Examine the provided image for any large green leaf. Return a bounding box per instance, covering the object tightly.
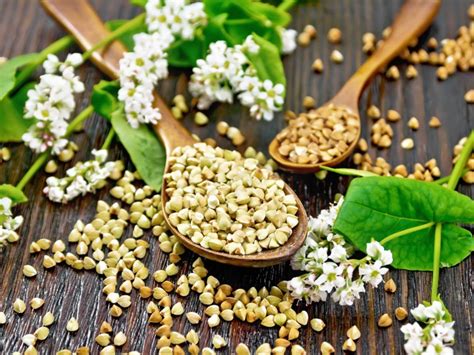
[333,177,474,270]
[91,80,121,121]
[0,184,28,204]
[0,53,40,101]
[245,34,286,85]
[111,108,166,192]
[0,83,36,143]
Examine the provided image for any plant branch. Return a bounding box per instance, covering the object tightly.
[430,130,473,301]
[82,13,145,61]
[433,168,469,185]
[15,105,94,191]
[101,129,115,150]
[431,223,442,301]
[380,222,435,246]
[15,152,49,192]
[14,35,74,92]
[66,105,94,136]
[278,0,298,11]
[447,131,474,190]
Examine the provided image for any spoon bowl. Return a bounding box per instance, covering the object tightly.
[42,0,309,267]
[161,163,308,267]
[269,101,361,174]
[269,0,440,173]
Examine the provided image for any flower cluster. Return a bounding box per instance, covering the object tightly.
[287,198,393,306]
[43,149,116,203]
[119,0,207,128]
[22,53,84,154]
[118,32,172,128]
[145,0,207,41]
[0,197,24,250]
[401,301,455,355]
[189,37,285,121]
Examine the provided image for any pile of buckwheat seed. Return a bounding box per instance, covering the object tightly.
[275,104,360,165]
[164,143,299,255]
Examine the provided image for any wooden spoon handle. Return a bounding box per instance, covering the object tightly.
[40,0,195,153]
[332,0,441,108]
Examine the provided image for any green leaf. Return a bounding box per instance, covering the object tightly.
[0,184,28,204]
[0,83,36,143]
[204,0,284,50]
[333,176,474,270]
[245,34,286,85]
[320,166,378,177]
[249,2,291,26]
[91,80,121,121]
[224,19,282,50]
[111,108,166,192]
[167,36,207,68]
[0,53,40,101]
[204,14,236,46]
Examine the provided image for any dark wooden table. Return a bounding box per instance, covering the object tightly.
[0,0,472,354]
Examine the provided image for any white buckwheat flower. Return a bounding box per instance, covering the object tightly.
[281,28,298,54]
[189,41,245,109]
[401,300,455,355]
[43,149,116,203]
[248,80,285,121]
[145,0,207,40]
[118,32,172,128]
[288,197,393,306]
[118,0,206,128]
[189,36,285,120]
[0,197,24,250]
[22,53,84,155]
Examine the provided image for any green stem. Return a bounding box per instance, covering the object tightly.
[82,13,145,61]
[433,168,469,185]
[15,152,50,191]
[15,105,94,191]
[447,131,474,190]
[431,223,442,301]
[101,129,115,150]
[430,130,473,301]
[380,222,435,246]
[65,105,94,136]
[278,0,298,11]
[14,36,74,91]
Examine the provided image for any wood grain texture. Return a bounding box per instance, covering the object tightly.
[0,0,472,354]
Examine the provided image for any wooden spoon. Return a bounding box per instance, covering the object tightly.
[269,0,441,173]
[41,0,308,267]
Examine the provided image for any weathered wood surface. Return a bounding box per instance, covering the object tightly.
[0,0,472,354]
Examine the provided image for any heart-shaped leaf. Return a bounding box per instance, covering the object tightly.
[334,177,474,270]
